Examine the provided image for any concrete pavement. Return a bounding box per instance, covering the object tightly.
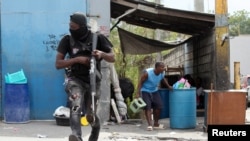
[1,108,250,141]
[0,117,207,141]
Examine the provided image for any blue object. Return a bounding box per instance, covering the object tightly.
[5,69,27,84]
[169,88,196,129]
[159,89,169,119]
[4,83,30,123]
[173,81,179,89]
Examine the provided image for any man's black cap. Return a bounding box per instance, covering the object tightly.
[70,12,87,26]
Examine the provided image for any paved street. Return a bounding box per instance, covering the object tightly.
[0,108,249,141]
[0,118,207,141]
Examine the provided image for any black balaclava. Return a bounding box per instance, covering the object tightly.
[69,12,89,40]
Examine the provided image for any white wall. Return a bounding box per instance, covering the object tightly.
[230,35,250,83]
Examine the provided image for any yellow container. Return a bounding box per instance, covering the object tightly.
[81,116,89,126]
[130,98,147,113]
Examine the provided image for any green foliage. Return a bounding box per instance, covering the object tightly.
[229,10,250,36]
[110,22,152,82]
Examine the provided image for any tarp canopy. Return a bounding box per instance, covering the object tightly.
[118,27,194,55]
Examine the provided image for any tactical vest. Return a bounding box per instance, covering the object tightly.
[67,33,101,83]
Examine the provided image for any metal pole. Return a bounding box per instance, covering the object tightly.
[234,62,241,89]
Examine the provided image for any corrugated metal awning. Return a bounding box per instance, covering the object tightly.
[111,0,215,35]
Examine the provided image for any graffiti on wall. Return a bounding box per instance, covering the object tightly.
[43,33,67,52]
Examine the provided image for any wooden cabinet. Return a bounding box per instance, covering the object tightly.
[203,90,247,131]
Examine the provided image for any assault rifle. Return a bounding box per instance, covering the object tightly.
[89,33,101,122]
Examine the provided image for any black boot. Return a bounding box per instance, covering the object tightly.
[69,134,82,141]
[88,116,100,141]
[69,110,83,141]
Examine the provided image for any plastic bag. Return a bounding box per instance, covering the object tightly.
[173,78,191,89]
[53,106,70,118]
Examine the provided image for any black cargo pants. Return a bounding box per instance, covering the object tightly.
[65,78,101,141]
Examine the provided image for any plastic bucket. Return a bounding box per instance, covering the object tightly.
[4,83,30,123]
[158,89,169,119]
[169,88,196,129]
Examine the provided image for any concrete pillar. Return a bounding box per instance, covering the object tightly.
[194,0,204,12]
[96,60,111,124]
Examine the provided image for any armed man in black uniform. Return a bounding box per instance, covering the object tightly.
[55,12,115,141]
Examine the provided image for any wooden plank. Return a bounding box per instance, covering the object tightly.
[111,99,121,124]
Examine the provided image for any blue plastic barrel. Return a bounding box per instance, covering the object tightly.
[158,89,169,119]
[169,88,196,129]
[4,83,30,123]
